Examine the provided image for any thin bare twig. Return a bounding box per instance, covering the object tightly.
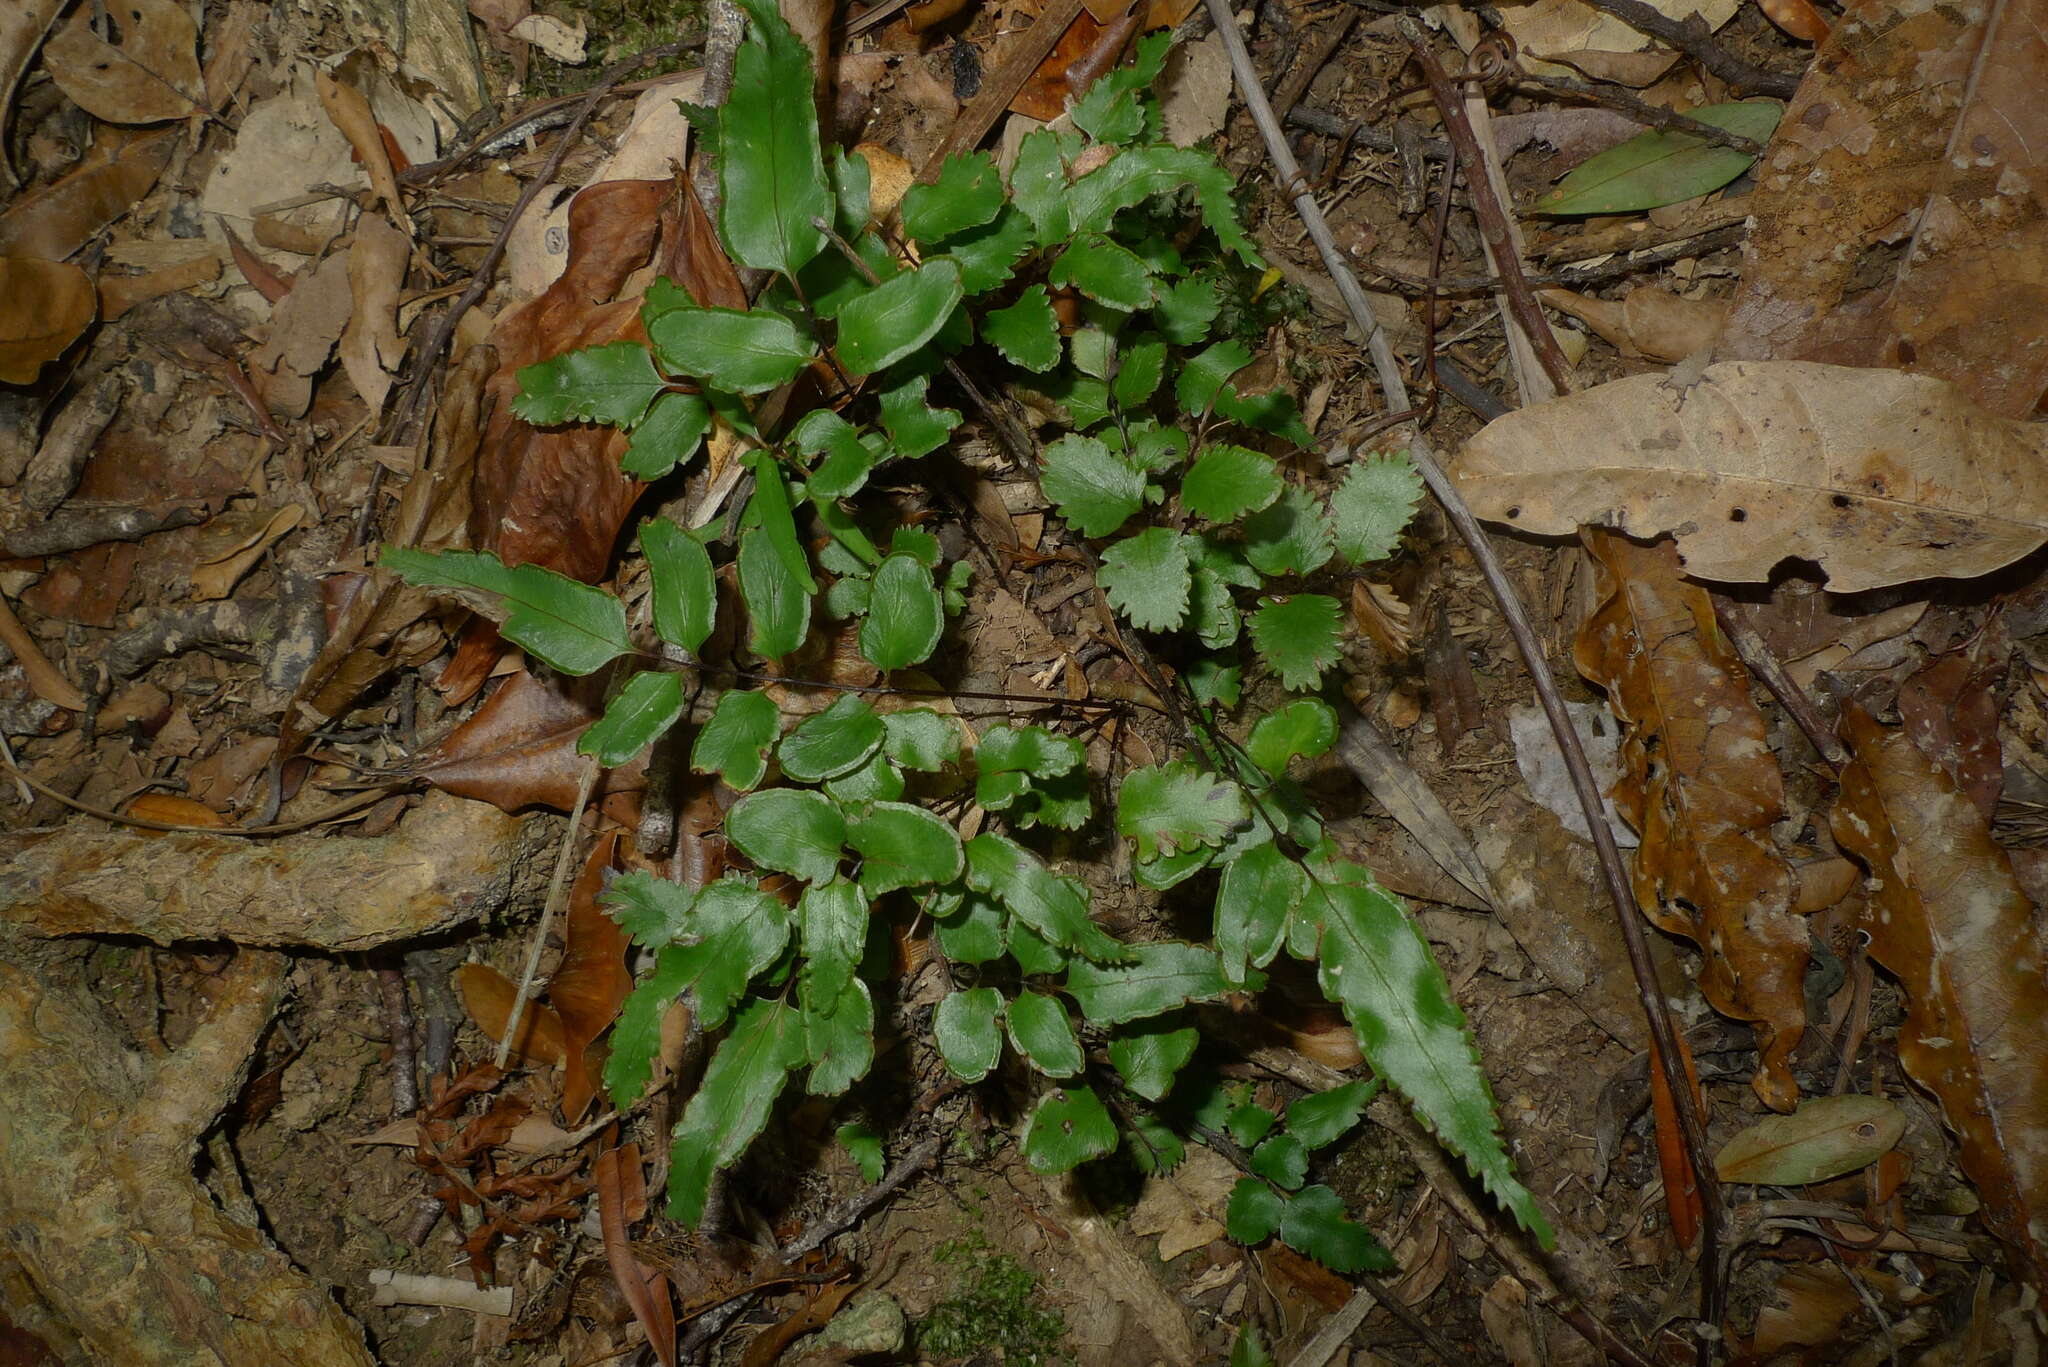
[495,757,601,1071]
[1574,0,1802,99]
[1203,3,1724,1358]
[777,1132,946,1261]
[1513,72,1764,154]
[1711,598,1850,769]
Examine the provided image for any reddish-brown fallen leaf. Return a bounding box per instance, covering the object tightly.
[553,832,632,1122]
[1896,619,2008,822]
[1755,0,1829,40]
[0,0,67,193]
[472,178,666,582]
[411,668,648,816]
[1574,530,1808,1111]
[1010,7,1139,123]
[122,793,228,829]
[1536,285,1726,363]
[1721,0,2048,418]
[1647,1029,1704,1248]
[314,68,407,230]
[0,257,94,384]
[1831,703,2048,1291]
[455,962,568,1065]
[737,1276,859,1367]
[596,1144,676,1367]
[0,127,175,261]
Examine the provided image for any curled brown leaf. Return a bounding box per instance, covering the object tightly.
[1574,530,1808,1110]
[1831,703,2048,1290]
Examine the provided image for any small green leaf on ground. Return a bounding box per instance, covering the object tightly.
[901,150,1006,241]
[640,517,717,653]
[1154,275,1221,346]
[1226,1178,1284,1244]
[1182,444,1283,522]
[578,670,686,767]
[935,987,1005,1082]
[691,688,781,791]
[835,259,965,377]
[622,390,712,479]
[1537,100,1783,215]
[838,1121,885,1183]
[1116,760,1248,860]
[716,0,831,276]
[1287,1079,1379,1150]
[737,523,812,659]
[984,286,1061,372]
[1099,527,1192,631]
[1331,453,1422,565]
[877,372,962,458]
[1020,1085,1118,1173]
[1249,595,1344,691]
[801,973,875,1095]
[860,553,945,669]
[513,341,666,428]
[966,833,1130,964]
[1251,1134,1308,1189]
[883,708,962,770]
[381,548,629,676]
[1005,991,1084,1077]
[1714,1094,1906,1185]
[646,302,816,393]
[1246,698,1339,776]
[725,787,845,884]
[848,800,965,894]
[1215,841,1303,984]
[666,995,804,1226]
[779,694,886,782]
[1108,1018,1200,1100]
[1050,235,1156,311]
[1242,486,1336,577]
[1279,1185,1394,1273]
[1040,434,1146,537]
[1064,942,1241,1024]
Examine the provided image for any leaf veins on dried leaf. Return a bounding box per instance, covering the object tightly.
[1831,703,2048,1291]
[1454,361,2048,593]
[1574,530,1809,1111]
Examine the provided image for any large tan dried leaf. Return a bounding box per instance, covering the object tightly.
[1453,361,2048,594]
[0,127,175,261]
[0,257,94,383]
[1575,530,1808,1110]
[411,669,648,815]
[1720,0,2048,418]
[1830,703,2048,1290]
[339,212,410,412]
[43,0,201,125]
[1494,0,1738,84]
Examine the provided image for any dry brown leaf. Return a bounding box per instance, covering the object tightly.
[248,251,353,418]
[1127,1144,1236,1260]
[1575,530,1808,1110]
[1756,0,1829,41]
[121,793,228,828]
[1539,285,1726,363]
[551,832,631,1123]
[1010,8,1139,123]
[98,252,220,318]
[411,669,649,815]
[1897,620,2009,822]
[456,962,568,1065]
[854,143,913,224]
[473,178,666,581]
[43,0,201,125]
[314,68,407,231]
[596,1144,677,1367]
[0,127,175,261]
[0,593,86,711]
[0,0,66,192]
[1494,0,1739,84]
[189,503,304,601]
[1831,703,2048,1290]
[0,257,94,383]
[1453,361,2048,594]
[340,212,409,412]
[1721,0,2048,418]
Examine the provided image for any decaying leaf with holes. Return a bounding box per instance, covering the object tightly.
[1830,703,2048,1291]
[1574,530,1809,1111]
[1452,361,2048,593]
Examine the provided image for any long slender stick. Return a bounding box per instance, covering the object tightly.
[1201,1,1724,1356]
[495,757,601,1070]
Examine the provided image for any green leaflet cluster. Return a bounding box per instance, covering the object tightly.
[381,0,1550,1258]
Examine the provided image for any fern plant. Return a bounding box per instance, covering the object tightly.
[384,0,1553,1259]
